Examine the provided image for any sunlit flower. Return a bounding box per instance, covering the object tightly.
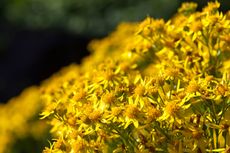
[38,2,230,152]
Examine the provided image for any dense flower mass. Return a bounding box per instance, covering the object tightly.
[39,2,230,153]
[1,1,230,153]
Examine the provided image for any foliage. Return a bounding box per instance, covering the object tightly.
[3,0,178,36]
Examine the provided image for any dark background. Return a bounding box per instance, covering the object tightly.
[0,0,229,102]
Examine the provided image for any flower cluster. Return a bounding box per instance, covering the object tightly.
[41,2,230,152]
[0,87,50,153]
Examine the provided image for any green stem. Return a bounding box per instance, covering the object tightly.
[158,92,165,105]
[210,100,218,124]
[215,129,219,149]
[161,86,166,95]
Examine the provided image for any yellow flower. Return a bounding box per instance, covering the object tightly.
[158,99,191,125]
[203,1,220,14]
[145,106,161,122]
[186,80,200,94]
[178,2,197,15]
[123,104,141,128]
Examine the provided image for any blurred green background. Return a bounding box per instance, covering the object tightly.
[0,0,229,103]
[1,0,179,36]
[2,0,229,36]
